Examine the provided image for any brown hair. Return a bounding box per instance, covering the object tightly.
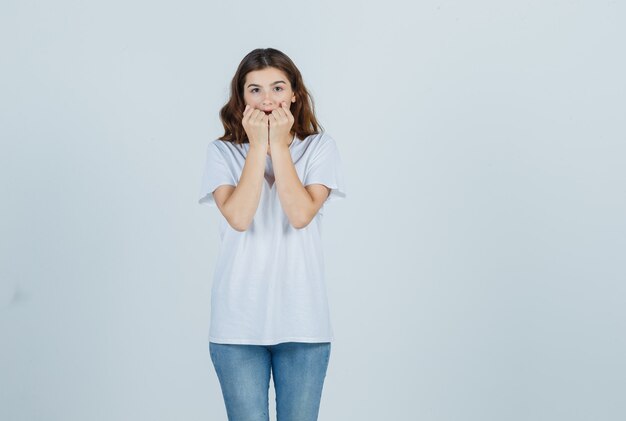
[217,48,323,145]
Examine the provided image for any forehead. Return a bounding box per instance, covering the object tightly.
[244,67,290,86]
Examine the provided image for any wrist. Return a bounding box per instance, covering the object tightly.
[269,135,291,147]
[249,142,268,155]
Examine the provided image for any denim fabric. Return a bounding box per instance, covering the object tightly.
[209,341,331,421]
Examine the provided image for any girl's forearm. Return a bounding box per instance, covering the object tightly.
[223,144,267,231]
[271,143,315,228]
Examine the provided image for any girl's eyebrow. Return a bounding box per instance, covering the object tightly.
[246,80,286,88]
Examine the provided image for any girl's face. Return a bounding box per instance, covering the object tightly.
[242,67,296,115]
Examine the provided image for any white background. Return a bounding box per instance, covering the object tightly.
[1,1,625,420]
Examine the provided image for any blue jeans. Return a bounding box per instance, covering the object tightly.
[209,341,332,421]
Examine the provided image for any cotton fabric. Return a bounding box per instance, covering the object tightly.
[198,131,346,345]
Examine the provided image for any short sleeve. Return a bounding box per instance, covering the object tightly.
[198,141,238,207]
[303,134,347,204]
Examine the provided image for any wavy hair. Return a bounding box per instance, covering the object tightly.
[218,48,323,145]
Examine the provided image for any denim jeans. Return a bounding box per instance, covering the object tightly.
[209,341,332,421]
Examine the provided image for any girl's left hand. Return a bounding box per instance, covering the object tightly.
[268,101,295,148]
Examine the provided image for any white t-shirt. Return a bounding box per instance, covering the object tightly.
[198,131,347,345]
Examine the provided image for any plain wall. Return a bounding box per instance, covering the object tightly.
[1,0,625,420]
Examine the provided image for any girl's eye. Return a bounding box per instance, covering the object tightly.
[250,87,283,93]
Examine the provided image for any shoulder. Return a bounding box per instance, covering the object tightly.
[206,139,244,158]
[306,131,336,145]
[208,139,236,151]
[302,131,338,154]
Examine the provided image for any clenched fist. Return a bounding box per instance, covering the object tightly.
[242,104,270,151]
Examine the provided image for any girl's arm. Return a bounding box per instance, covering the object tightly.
[213,143,267,231]
[271,143,330,228]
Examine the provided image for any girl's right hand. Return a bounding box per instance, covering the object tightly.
[242,104,269,149]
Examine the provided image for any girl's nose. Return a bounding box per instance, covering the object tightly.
[263,91,276,103]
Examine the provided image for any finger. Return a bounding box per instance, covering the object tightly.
[242,104,250,122]
[245,106,262,124]
[250,108,263,122]
[244,104,255,120]
[282,101,293,118]
[277,101,291,121]
[271,106,286,121]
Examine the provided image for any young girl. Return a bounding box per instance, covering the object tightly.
[198,47,347,421]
